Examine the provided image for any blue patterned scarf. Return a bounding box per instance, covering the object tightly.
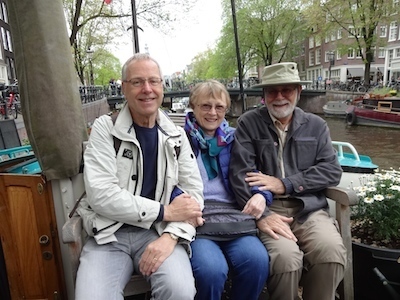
[185,112,233,179]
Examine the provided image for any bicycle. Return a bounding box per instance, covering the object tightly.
[0,86,19,120]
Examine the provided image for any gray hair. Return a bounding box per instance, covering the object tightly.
[121,53,163,80]
[189,80,231,109]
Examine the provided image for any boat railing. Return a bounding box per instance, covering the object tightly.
[359,101,400,114]
[332,141,360,162]
[0,145,33,162]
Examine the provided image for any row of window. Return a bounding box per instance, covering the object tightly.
[308,47,386,66]
[309,22,400,48]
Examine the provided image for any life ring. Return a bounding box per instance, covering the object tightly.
[346,111,356,125]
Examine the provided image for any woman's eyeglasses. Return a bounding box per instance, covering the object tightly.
[198,104,228,113]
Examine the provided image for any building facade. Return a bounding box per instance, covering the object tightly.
[0,0,16,85]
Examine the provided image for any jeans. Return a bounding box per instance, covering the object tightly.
[75,226,196,300]
[190,235,269,300]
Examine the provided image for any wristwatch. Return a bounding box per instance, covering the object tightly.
[169,233,179,241]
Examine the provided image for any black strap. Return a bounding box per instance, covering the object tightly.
[111,112,121,154]
[68,191,87,218]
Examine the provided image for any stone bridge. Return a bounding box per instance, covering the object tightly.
[82,88,364,127]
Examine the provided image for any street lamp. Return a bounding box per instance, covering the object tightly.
[328,51,335,80]
[325,51,335,90]
[86,47,94,85]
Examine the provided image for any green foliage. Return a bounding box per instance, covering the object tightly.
[370,87,391,95]
[352,169,400,242]
[92,50,121,85]
[302,0,396,84]
[219,0,304,68]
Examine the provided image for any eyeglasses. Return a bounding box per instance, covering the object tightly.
[198,104,228,113]
[265,86,297,98]
[124,77,163,87]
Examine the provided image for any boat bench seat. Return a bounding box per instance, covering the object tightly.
[62,113,358,300]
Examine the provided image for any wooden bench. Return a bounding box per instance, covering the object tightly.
[62,113,358,300]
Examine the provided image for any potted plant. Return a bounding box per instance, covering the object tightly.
[351,169,400,300]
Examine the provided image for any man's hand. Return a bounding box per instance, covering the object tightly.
[186,216,205,227]
[257,213,297,242]
[242,193,266,220]
[245,172,286,195]
[139,233,176,276]
[164,193,202,222]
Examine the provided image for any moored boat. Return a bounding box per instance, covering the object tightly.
[323,99,352,118]
[332,141,378,189]
[346,96,400,129]
[327,141,378,217]
[0,145,41,174]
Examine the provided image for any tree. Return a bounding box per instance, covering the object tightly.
[303,0,395,85]
[62,0,196,84]
[217,0,304,71]
[92,50,121,86]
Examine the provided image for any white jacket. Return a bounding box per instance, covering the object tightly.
[78,103,204,247]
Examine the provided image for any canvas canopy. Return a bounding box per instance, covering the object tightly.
[7,0,88,180]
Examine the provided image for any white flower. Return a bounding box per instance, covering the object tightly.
[363,197,374,203]
[373,194,384,201]
[390,185,400,191]
[357,191,366,198]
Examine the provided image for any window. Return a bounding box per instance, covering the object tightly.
[6,30,12,52]
[325,35,330,43]
[380,26,387,37]
[1,3,7,23]
[389,21,397,41]
[1,28,7,51]
[309,36,314,49]
[356,48,363,58]
[325,51,330,63]
[348,26,355,37]
[331,31,336,41]
[336,51,341,61]
[396,48,400,58]
[315,36,321,47]
[309,51,315,66]
[337,29,342,39]
[316,48,321,64]
[379,47,385,58]
[348,48,355,59]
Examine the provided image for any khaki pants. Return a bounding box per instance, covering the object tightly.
[258,200,346,300]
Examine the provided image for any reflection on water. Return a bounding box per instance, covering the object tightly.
[324,116,400,171]
[228,115,400,170]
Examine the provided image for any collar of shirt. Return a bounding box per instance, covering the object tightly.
[269,112,290,132]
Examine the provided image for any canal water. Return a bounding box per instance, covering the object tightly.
[228,115,399,171]
[324,116,400,171]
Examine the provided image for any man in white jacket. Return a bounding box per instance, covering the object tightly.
[75,53,204,300]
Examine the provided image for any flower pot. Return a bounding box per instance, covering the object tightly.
[353,242,400,300]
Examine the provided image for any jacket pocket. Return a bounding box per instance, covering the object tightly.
[294,137,317,170]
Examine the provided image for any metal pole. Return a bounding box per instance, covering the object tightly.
[230,0,246,112]
[131,0,140,53]
[89,59,94,85]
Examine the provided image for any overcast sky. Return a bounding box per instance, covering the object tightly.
[114,0,223,76]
